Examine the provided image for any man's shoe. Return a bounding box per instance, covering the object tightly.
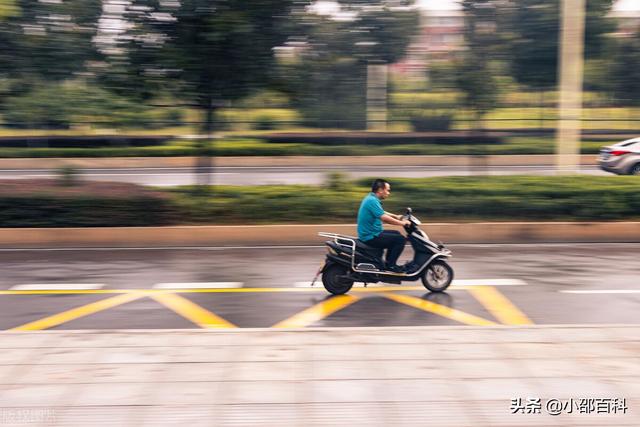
[387,265,403,273]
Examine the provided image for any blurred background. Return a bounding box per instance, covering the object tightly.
[0,0,639,227]
[0,0,637,140]
[1,0,640,283]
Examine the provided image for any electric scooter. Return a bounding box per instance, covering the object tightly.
[313,208,453,295]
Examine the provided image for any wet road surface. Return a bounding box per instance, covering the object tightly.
[0,243,638,330]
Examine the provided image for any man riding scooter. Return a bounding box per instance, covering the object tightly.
[357,179,411,273]
[316,181,453,294]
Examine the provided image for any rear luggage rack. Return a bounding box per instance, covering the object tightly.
[319,232,358,271]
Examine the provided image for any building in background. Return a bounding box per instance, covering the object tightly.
[393,0,640,80]
[608,8,640,37]
[393,3,464,79]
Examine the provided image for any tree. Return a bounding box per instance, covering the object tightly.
[456,0,501,129]
[276,2,419,129]
[277,15,370,129]
[111,0,297,125]
[455,55,499,130]
[0,0,101,89]
[610,36,640,106]
[105,0,298,185]
[0,0,102,126]
[506,0,615,92]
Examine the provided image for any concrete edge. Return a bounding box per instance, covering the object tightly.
[0,222,638,248]
[0,154,598,169]
[2,324,637,334]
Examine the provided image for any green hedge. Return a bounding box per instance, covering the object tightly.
[167,176,640,224]
[4,83,185,130]
[375,176,640,221]
[0,180,178,226]
[0,135,171,148]
[0,196,177,226]
[216,108,301,131]
[260,132,504,145]
[0,145,199,158]
[168,185,362,224]
[215,137,605,156]
[1,176,639,227]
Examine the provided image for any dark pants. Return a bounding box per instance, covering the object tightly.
[365,230,406,268]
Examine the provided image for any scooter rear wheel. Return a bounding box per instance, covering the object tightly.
[421,260,453,292]
[322,263,354,295]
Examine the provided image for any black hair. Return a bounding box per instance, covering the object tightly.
[371,178,389,193]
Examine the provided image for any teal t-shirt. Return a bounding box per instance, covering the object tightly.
[357,192,384,241]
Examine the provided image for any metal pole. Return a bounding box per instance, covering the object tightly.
[556,0,586,173]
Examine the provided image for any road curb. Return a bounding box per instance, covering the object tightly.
[0,154,597,169]
[0,222,638,248]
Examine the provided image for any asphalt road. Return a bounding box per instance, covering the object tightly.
[0,165,608,186]
[0,243,638,330]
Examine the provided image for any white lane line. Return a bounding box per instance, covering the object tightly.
[560,290,640,294]
[452,279,527,287]
[294,281,388,288]
[153,282,243,289]
[294,279,527,288]
[10,283,105,291]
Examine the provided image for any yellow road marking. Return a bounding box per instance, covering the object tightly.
[467,286,533,325]
[1,286,529,330]
[272,294,360,328]
[382,293,498,326]
[151,293,236,328]
[9,292,147,331]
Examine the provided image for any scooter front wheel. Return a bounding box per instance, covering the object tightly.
[322,263,354,295]
[421,260,453,292]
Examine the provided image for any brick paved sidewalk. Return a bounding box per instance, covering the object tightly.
[0,325,637,426]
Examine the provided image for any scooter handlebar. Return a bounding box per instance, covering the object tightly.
[402,209,422,227]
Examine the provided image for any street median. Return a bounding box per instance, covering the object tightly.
[1,176,639,246]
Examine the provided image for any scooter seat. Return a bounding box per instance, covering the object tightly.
[355,239,384,257]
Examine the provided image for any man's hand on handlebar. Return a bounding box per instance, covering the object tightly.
[381,213,411,227]
[394,214,411,227]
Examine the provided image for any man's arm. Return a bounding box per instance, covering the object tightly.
[381,213,409,227]
[384,211,402,221]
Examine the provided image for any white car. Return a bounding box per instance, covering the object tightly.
[598,137,640,175]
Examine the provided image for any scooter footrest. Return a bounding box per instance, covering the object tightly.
[356,263,380,271]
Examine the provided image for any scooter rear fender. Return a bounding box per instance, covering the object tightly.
[325,253,352,268]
